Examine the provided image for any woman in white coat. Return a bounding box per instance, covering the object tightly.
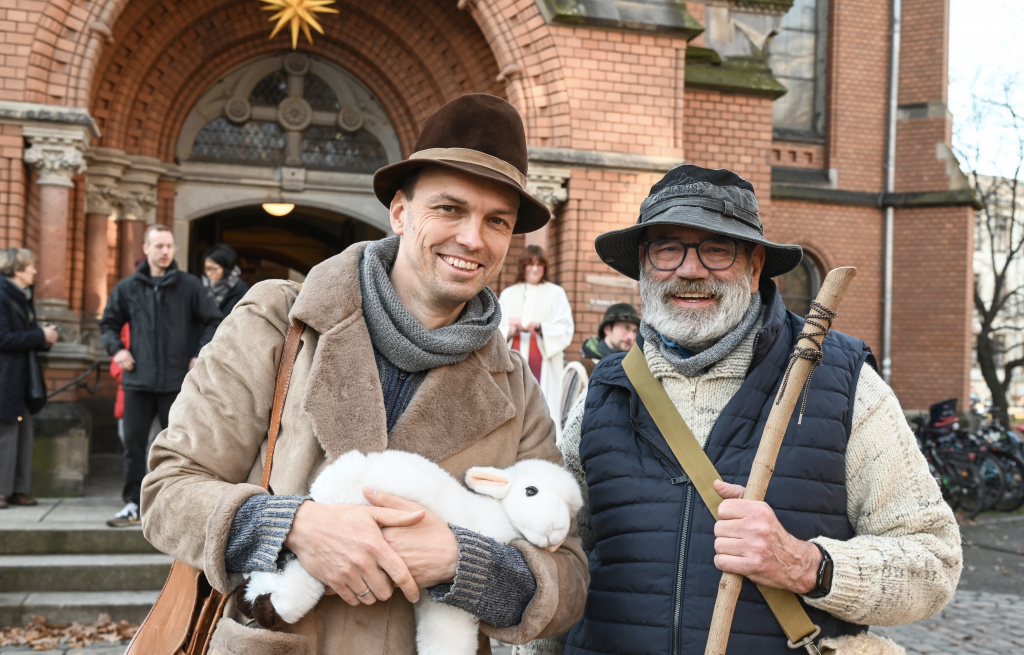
[498,246,574,435]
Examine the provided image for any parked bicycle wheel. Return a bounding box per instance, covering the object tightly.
[993,450,1024,512]
[975,452,1006,510]
[947,458,985,518]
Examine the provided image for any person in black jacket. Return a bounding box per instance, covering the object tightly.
[202,244,250,316]
[100,225,222,526]
[0,248,58,509]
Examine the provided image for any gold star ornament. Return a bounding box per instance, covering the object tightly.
[261,0,339,49]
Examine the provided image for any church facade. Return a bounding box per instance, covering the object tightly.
[0,0,973,462]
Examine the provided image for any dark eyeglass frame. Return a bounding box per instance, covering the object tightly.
[642,237,740,272]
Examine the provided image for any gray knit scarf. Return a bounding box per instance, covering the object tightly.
[360,236,501,372]
[640,293,762,377]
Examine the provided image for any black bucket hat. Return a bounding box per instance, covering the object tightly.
[594,165,803,280]
[598,303,640,339]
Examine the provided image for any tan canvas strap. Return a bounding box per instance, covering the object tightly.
[622,344,819,646]
[260,323,305,490]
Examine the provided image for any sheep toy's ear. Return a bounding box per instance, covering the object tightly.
[466,467,513,499]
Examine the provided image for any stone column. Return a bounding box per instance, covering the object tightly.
[23,128,88,348]
[525,165,571,253]
[82,147,131,353]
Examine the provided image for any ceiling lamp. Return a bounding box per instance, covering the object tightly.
[263,203,295,217]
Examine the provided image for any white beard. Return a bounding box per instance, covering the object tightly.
[639,265,754,352]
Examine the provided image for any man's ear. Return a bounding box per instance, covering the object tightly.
[390,190,409,236]
[749,244,766,293]
[465,467,512,499]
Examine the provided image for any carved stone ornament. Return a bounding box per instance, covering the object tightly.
[338,105,364,132]
[106,186,157,221]
[527,167,570,215]
[24,136,87,187]
[86,182,117,215]
[278,97,313,131]
[283,52,311,76]
[225,97,252,124]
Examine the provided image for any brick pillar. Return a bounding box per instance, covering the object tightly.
[23,131,88,346]
[120,219,147,278]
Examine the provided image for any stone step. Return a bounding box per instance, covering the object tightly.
[0,555,173,593]
[0,590,158,628]
[0,525,157,556]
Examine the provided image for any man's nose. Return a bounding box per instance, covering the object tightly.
[455,216,486,251]
[674,248,709,279]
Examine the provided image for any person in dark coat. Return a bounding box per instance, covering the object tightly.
[100,225,222,526]
[202,244,250,316]
[580,302,639,370]
[0,248,58,508]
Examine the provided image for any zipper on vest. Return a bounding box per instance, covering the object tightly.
[673,486,693,655]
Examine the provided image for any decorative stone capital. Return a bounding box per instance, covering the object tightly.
[527,164,571,216]
[107,186,158,222]
[24,134,87,187]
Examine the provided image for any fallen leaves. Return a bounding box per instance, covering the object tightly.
[0,613,138,650]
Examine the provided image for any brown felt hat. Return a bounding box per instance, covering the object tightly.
[373,94,550,234]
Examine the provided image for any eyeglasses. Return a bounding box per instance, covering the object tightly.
[643,238,739,271]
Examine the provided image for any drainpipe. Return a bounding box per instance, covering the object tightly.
[882,0,902,385]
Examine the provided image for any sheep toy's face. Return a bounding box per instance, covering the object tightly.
[465,460,584,551]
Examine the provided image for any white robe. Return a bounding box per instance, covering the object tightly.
[498,282,575,434]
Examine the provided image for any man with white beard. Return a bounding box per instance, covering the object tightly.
[524,165,961,655]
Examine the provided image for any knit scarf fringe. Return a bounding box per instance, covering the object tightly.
[360,236,501,372]
[640,293,762,378]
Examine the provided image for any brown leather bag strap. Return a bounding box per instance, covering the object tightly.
[260,323,305,490]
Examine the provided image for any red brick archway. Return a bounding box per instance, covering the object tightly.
[86,0,510,158]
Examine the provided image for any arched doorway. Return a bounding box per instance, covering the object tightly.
[170,52,399,268]
[189,205,386,285]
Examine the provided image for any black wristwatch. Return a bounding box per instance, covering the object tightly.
[804,543,833,599]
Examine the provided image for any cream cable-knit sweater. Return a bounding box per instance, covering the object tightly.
[523,322,961,655]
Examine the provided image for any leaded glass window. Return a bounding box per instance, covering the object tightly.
[192,118,286,165]
[775,257,821,316]
[768,0,827,139]
[301,126,387,172]
[188,54,389,173]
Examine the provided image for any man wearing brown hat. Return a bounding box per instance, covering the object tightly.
[141,94,588,655]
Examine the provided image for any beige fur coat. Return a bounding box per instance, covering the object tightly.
[141,242,588,655]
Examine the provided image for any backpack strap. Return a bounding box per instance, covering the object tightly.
[622,343,820,649]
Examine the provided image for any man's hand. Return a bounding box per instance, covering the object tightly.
[283,500,425,606]
[712,480,822,594]
[508,318,522,337]
[42,326,59,346]
[113,349,135,371]
[365,487,459,589]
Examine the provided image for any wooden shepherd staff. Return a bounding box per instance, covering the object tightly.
[704,266,858,655]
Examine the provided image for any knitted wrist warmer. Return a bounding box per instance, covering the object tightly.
[224,494,306,573]
[428,525,537,628]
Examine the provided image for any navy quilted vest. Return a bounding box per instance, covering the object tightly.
[564,283,876,655]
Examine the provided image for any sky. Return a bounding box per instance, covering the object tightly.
[948,0,1024,178]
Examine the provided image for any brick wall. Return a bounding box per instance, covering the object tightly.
[825,0,890,191]
[890,205,974,409]
[0,124,25,247]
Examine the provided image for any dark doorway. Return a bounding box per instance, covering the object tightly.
[189,205,386,285]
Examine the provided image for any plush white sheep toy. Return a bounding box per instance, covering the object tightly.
[240,449,583,655]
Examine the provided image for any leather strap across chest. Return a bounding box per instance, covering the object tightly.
[622,344,820,647]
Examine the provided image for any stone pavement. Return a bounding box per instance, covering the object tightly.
[873,591,1024,654]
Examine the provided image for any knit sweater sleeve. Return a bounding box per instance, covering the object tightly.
[224,494,306,573]
[428,525,537,627]
[804,363,962,626]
